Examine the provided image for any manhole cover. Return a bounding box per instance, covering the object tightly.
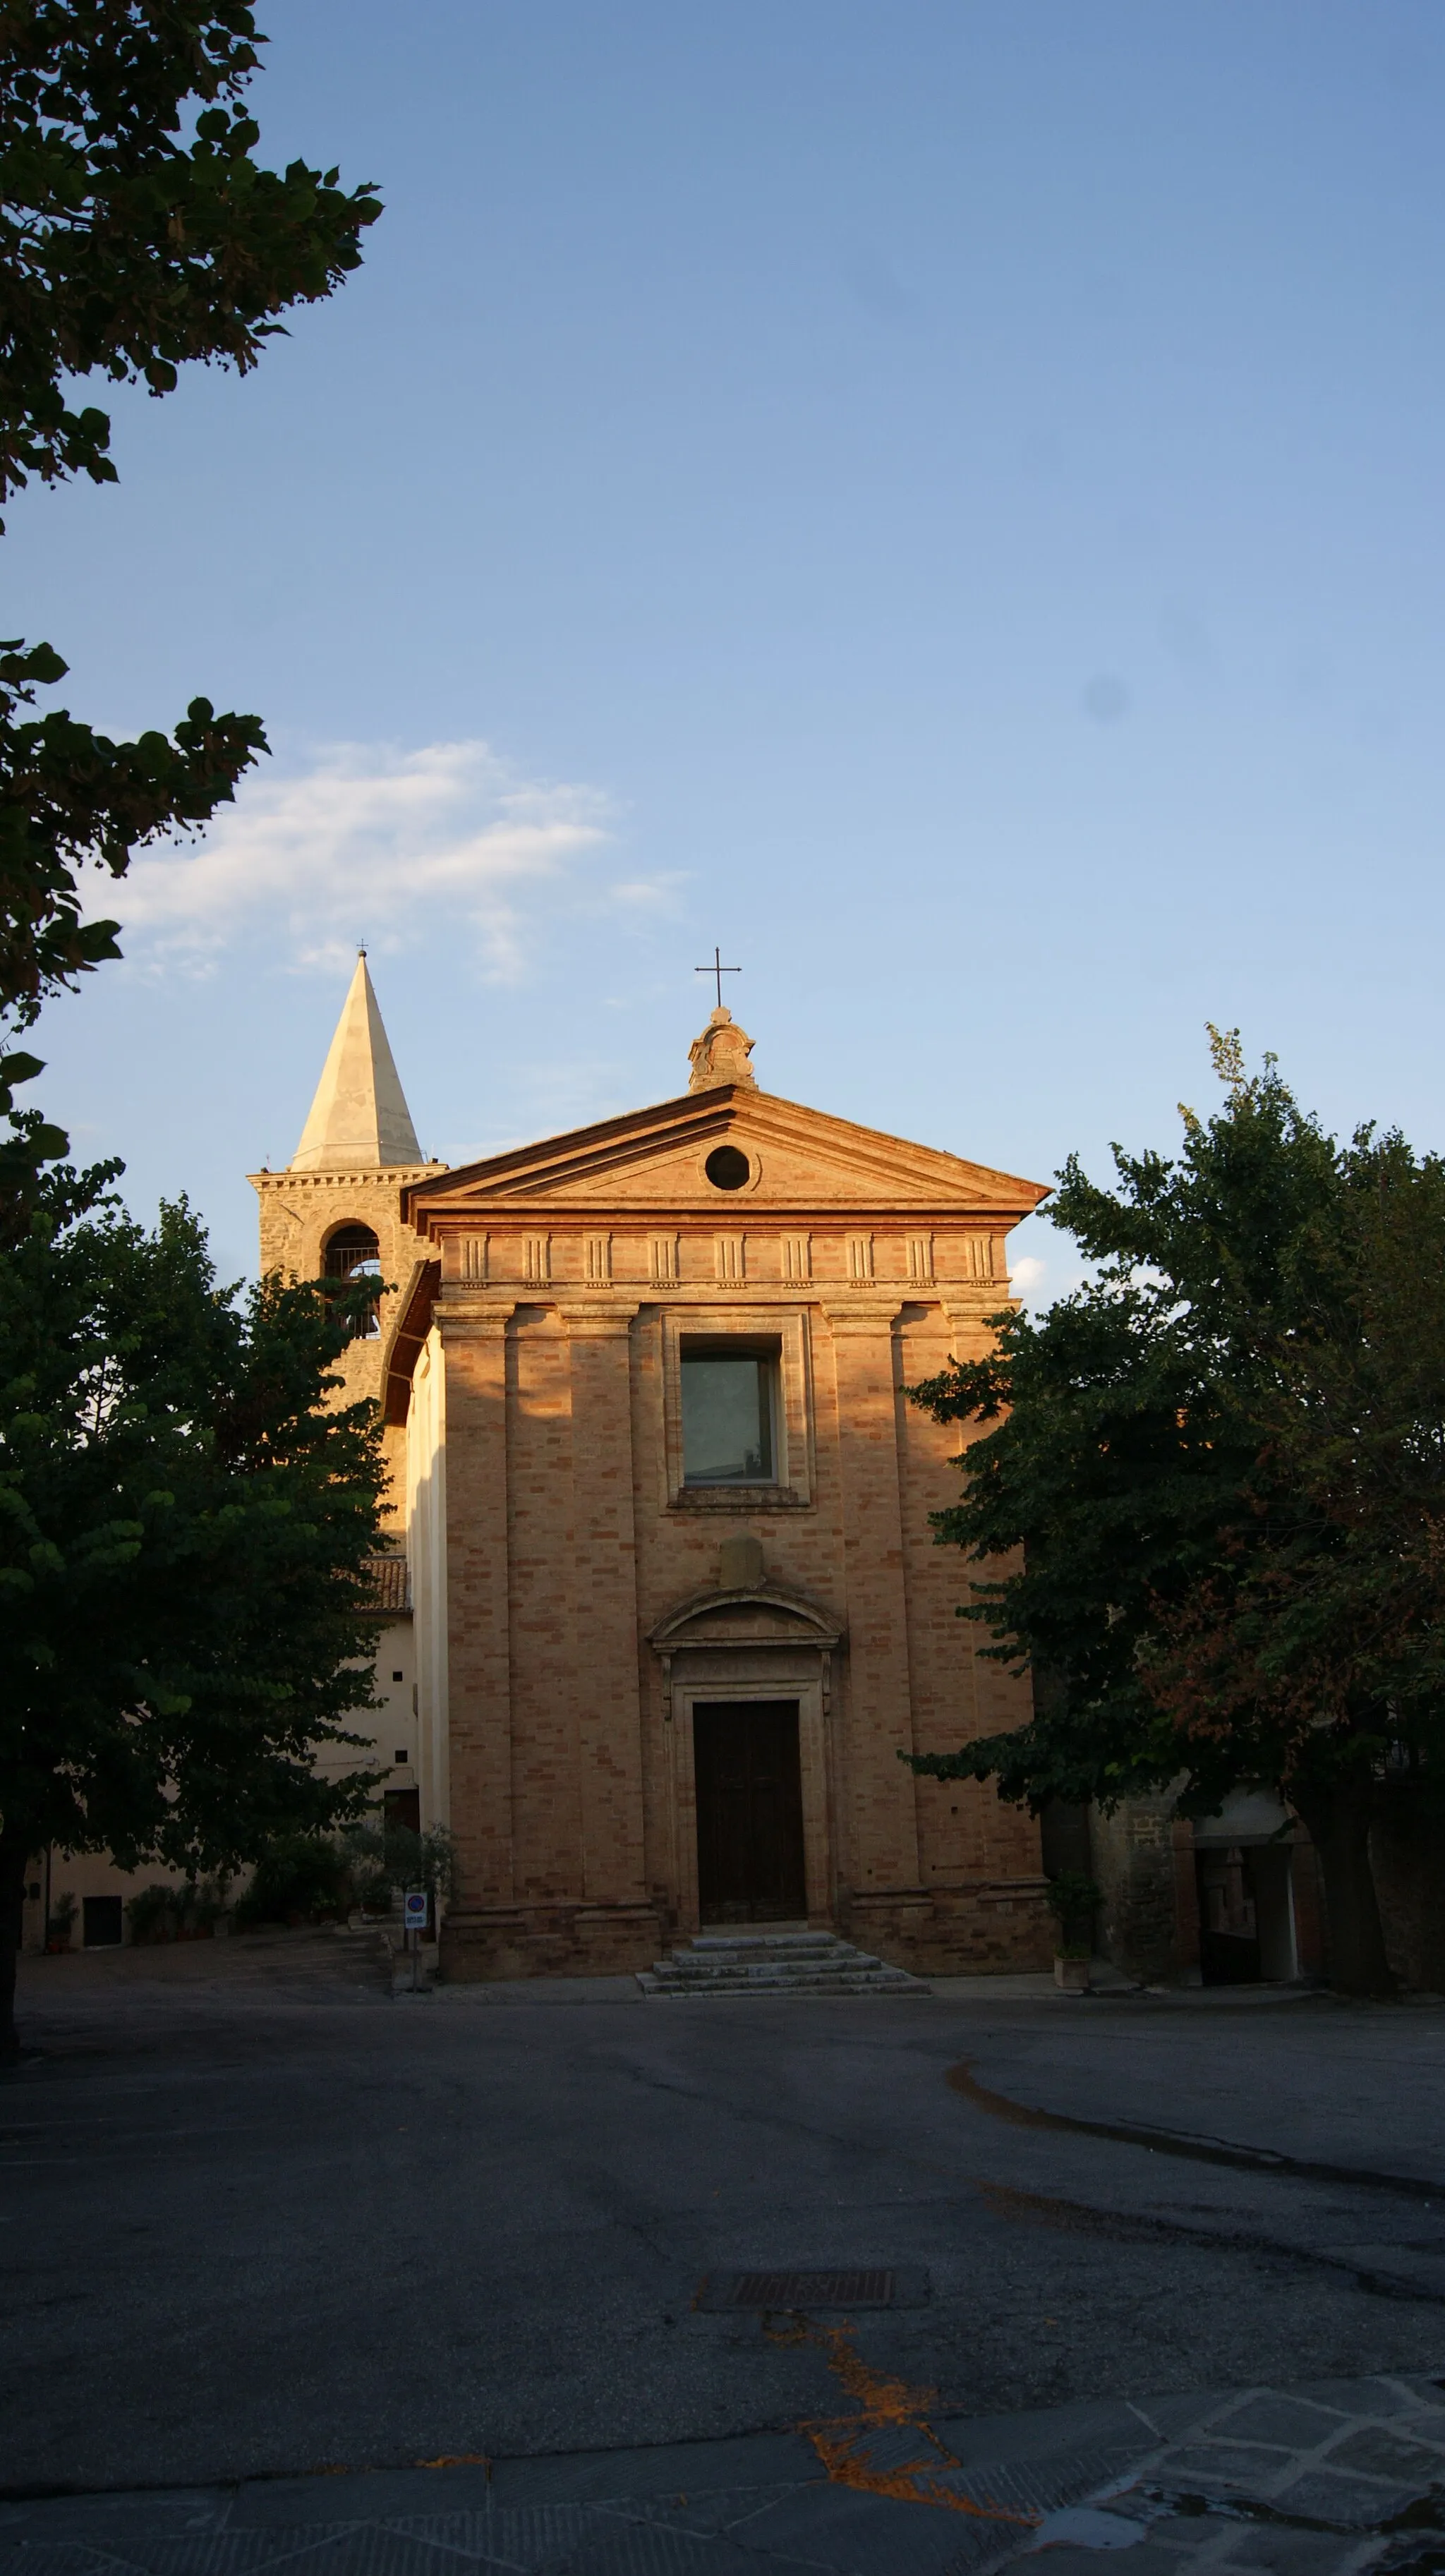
[699,2267,928,2311]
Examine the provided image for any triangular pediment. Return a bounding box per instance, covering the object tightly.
[404,1085,1046,1226]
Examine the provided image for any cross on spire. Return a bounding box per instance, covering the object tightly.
[695,946,740,1009]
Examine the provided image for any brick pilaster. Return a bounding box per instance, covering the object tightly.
[822,1302,921,1890]
[560,1307,648,1906]
[438,1310,514,1905]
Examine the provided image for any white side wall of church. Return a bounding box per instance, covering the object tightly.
[408,1326,449,1833]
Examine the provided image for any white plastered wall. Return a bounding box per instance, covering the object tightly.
[407,1324,449,1831]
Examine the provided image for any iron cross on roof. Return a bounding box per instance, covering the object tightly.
[696,947,740,1008]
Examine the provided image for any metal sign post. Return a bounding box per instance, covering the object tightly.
[404,1889,428,1992]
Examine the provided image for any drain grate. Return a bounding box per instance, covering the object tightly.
[700,2266,927,2311]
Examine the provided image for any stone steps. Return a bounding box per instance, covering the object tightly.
[637,1928,929,1997]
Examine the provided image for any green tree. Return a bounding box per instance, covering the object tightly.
[0,7,382,2048]
[0,1171,387,2060]
[904,1033,1445,1998]
[0,1,380,1034]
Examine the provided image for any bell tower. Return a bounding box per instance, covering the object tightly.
[250,951,446,1521]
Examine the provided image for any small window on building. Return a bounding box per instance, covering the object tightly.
[83,1895,123,1947]
[392,1670,404,1683]
[681,1344,778,1484]
[324,1224,382,1339]
[393,1748,409,1766]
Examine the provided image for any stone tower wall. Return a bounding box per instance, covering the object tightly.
[252,1161,442,1528]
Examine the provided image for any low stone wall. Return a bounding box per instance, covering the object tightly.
[839,1878,1053,1975]
[1092,1796,1200,1983]
[439,1899,666,1981]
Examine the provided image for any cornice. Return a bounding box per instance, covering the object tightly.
[401,1085,1046,1230]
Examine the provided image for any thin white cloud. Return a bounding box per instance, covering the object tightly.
[103,738,622,979]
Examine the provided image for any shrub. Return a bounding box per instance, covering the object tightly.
[125,1875,230,1942]
[234,1834,351,1928]
[341,1822,458,1910]
[1045,1870,1101,1959]
[126,1884,179,1944]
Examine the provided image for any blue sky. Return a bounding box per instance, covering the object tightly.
[11,1,1445,1294]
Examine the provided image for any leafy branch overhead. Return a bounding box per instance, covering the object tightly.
[0,0,380,512]
[0,2,382,1031]
[0,637,265,1026]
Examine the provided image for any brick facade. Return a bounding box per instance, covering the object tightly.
[392,1016,1056,1980]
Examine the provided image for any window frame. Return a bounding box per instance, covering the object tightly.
[660,1306,814,1511]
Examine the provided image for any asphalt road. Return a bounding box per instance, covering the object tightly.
[4,1933,1445,2494]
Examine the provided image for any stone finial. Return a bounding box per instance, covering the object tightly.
[688,1005,757,1093]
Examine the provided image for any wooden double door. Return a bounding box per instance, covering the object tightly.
[694,1700,806,1924]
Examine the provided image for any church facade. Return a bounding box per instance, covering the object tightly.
[267,960,1057,1979]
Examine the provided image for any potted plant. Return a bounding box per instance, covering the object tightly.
[125,1883,179,1944]
[1045,1870,1101,1993]
[177,1875,225,1939]
[44,1889,78,1954]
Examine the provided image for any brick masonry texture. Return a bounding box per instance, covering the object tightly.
[393,1069,1056,1981]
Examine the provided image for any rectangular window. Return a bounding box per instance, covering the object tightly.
[681,1347,778,1484]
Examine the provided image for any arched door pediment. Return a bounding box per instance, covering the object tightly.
[649,1584,843,1655]
[649,1584,844,1720]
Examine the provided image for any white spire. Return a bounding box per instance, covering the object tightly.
[290,951,423,1171]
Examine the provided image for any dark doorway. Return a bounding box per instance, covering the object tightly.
[1197,1844,1262,1983]
[694,1700,806,1923]
[384,1787,421,1835]
[1197,1842,1297,1985]
[83,1895,123,1948]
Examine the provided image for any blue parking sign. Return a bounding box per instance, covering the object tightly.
[404,1890,428,1930]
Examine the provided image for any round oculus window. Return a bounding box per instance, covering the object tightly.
[705,1144,751,1192]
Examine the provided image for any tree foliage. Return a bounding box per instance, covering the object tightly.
[0,8,387,2058]
[1,0,380,511]
[0,636,265,1033]
[0,1171,388,2055]
[0,2,380,1032]
[905,1032,1445,1995]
